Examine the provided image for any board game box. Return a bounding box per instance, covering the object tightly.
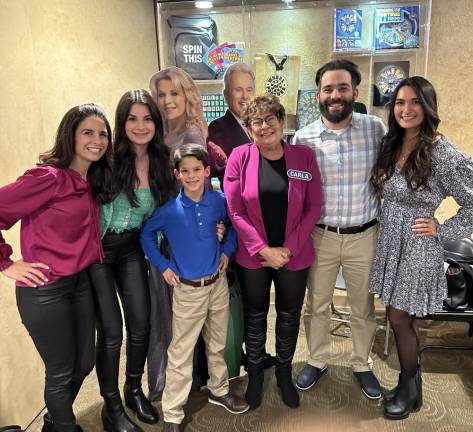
[334,9,363,51]
[374,6,420,49]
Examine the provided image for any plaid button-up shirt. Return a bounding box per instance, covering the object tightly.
[293,112,386,227]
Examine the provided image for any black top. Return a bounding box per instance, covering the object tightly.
[258,153,288,247]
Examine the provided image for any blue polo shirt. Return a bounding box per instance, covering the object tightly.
[140,189,237,280]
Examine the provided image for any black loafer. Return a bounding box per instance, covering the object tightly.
[295,364,327,391]
[354,371,382,399]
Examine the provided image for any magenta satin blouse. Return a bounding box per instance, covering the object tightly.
[0,166,103,286]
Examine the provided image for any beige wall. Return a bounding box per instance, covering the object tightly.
[0,0,158,424]
[428,0,473,221]
[1,0,472,426]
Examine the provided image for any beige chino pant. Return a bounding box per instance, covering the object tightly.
[304,224,378,372]
[162,274,230,424]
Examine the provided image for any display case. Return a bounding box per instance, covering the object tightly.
[155,0,432,132]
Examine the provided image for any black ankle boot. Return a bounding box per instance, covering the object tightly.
[245,365,264,410]
[41,414,53,432]
[415,365,423,408]
[384,370,422,420]
[124,375,159,424]
[384,366,422,404]
[383,373,401,404]
[41,413,82,432]
[102,394,143,432]
[276,364,299,408]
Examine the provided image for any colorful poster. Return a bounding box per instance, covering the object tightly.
[334,9,363,51]
[203,42,245,78]
[375,62,410,97]
[373,61,410,106]
[374,6,420,49]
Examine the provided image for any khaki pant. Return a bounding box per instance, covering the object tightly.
[162,274,230,424]
[304,224,378,372]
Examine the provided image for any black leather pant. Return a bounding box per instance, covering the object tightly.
[88,229,151,398]
[236,265,309,367]
[16,270,95,432]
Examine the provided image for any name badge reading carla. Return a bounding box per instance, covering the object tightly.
[287,169,312,181]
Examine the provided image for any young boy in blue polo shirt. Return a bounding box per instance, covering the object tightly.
[141,144,249,431]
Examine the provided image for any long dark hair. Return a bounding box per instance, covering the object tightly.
[371,76,441,194]
[112,89,176,207]
[39,103,113,203]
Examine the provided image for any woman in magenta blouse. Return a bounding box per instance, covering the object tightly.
[0,103,112,432]
[224,95,323,410]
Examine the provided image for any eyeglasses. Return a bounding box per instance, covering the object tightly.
[249,114,279,128]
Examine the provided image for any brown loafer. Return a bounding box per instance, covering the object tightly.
[208,392,250,414]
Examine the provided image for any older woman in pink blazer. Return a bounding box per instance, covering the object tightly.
[224,95,323,411]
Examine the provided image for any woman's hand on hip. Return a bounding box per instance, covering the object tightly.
[411,217,438,237]
[1,259,49,287]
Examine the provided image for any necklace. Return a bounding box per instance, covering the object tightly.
[399,152,410,162]
[399,137,417,163]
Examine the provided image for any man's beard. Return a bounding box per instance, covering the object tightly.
[318,98,355,123]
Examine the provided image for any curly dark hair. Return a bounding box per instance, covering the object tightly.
[39,103,113,203]
[112,89,177,207]
[242,94,285,128]
[371,76,441,194]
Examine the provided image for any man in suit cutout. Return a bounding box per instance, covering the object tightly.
[208,62,276,370]
[207,62,254,188]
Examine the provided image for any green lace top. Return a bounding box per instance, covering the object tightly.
[100,189,155,237]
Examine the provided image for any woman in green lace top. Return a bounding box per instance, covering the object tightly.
[88,90,176,432]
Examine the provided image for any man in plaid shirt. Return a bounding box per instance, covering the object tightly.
[293,59,386,400]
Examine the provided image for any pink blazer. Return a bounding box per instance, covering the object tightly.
[224,141,323,271]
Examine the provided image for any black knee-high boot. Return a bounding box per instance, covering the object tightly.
[124,374,159,424]
[243,304,267,411]
[275,310,300,408]
[245,363,264,410]
[275,363,299,408]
